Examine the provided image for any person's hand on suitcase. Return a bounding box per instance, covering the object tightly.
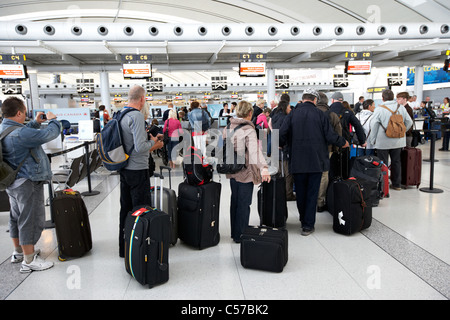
[261,167,271,183]
[342,140,350,148]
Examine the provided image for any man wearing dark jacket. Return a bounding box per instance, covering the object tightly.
[329,92,366,179]
[316,92,342,212]
[280,89,349,236]
[329,92,366,146]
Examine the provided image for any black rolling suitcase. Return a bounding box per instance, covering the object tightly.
[152,166,178,246]
[124,173,170,288]
[177,181,221,250]
[52,189,92,261]
[240,176,288,273]
[257,155,288,228]
[327,149,345,216]
[350,155,383,206]
[332,177,373,235]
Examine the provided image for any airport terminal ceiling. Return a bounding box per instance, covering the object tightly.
[0,0,449,84]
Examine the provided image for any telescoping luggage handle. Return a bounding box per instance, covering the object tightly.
[153,173,164,211]
[259,152,284,227]
[160,166,172,189]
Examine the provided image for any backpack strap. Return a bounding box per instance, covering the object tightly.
[116,108,139,155]
[0,126,38,169]
[380,105,395,114]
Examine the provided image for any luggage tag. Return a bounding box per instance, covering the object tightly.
[132,208,150,217]
[63,189,77,195]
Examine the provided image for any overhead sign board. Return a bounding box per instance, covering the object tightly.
[345,60,372,75]
[121,54,152,62]
[0,54,27,62]
[239,53,267,61]
[0,64,27,80]
[344,52,372,59]
[239,62,266,77]
[123,63,152,79]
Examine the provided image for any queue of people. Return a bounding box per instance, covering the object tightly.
[0,85,433,275]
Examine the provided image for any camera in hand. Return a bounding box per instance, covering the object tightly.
[40,114,47,120]
[147,124,161,138]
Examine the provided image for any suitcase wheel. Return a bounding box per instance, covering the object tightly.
[58,255,67,262]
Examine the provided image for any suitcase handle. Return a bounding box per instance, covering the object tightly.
[160,166,172,189]
[153,173,164,210]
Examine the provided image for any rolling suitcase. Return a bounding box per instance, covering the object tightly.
[380,161,390,198]
[350,155,383,206]
[52,189,92,261]
[332,177,373,236]
[327,149,345,216]
[257,154,287,228]
[401,147,422,188]
[152,166,178,245]
[240,175,288,273]
[124,173,170,288]
[177,181,221,249]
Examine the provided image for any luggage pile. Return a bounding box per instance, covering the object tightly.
[49,142,422,288]
[327,144,422,236]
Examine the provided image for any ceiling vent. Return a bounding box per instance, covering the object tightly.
[43,25,55,36]
[123,26,134,36]
[98,25,108,36]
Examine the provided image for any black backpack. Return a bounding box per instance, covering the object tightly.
[216,123,246,174]
[338,111,352,143]
[183,146,213,185]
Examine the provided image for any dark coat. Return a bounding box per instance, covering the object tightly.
[329,101,366,144]
[280,101,347,174]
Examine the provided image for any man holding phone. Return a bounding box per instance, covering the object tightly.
[0,97,61,273]
[118,85,164,257]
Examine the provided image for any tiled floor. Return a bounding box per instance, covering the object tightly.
[1,142,449,300]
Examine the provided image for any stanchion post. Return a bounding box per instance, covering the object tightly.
[420,132,443,194]
[81,141,100,196]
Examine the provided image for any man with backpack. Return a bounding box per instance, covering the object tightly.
[0,97,61,273]
[118,85,164,258]
[329,92,366,179]
[368,89,413,191]
[329,92,366,146]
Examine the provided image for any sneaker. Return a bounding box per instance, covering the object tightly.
[301,228,315,236]
[11,249,40,263]
[20,253,53,273]
[11,251,23,263]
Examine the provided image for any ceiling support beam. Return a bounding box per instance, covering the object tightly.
[372,51,399,62]
[209,40,227,64]
[37,40,83,66]
[404,50,442,61]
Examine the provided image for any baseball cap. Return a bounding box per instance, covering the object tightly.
[303,88,319,99]
[331,92,344,101]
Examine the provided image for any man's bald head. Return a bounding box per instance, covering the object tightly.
[128,85,146,109]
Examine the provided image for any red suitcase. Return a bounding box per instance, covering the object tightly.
[401,147,422,188]
[381,162,390,198]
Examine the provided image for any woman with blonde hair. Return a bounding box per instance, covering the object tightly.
[163,109,182,168]
[223,100,271,243]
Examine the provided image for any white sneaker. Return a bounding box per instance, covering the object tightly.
[11,249,40,263]
[11,251,23,263]
[20,253,53,273]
